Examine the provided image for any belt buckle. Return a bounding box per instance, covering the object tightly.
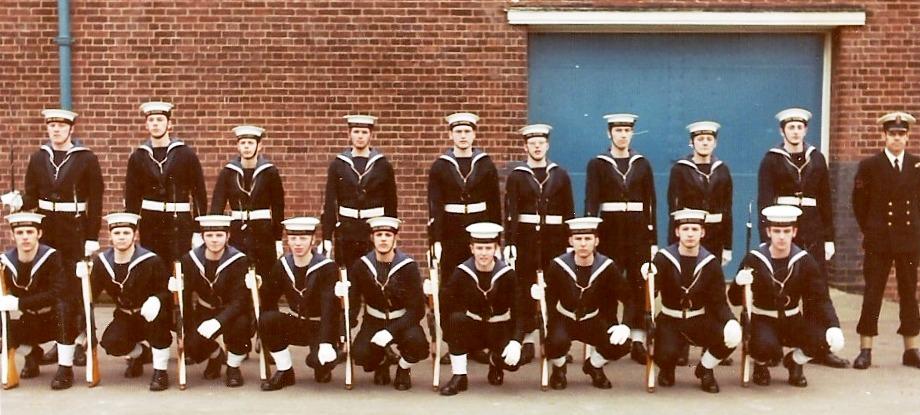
[463,205,469,214]
[162,201,169,212]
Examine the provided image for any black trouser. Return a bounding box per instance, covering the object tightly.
[5,301,78,349]
[513,225,567,335]
[603,245,647,331]
[229,221,276,284]
[654,314,734,369]
[100,307,173,356]
[858,250,920,337]
[138,210,194,265]
[750,314,827,363]
[545,316,630,362]
[184,306,253,363]
[444,312,520,371]
[259,310,338,370]
[37,210,85,342]
[333,238,371,271]
[352,315,428,371]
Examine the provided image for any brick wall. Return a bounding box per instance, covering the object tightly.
[2,0,919,300]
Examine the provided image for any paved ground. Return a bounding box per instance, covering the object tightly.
[2,289,919,414]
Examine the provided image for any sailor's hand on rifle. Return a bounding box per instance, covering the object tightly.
[722,250,732,266]
[320,240,333,256]
[371,329,393,347]
[825,327,845,353]
[607,324,630,345]
[431,241,442,261]
[530,283,544,300]
[197,318,221,339]
[723,319,742,348]
[334,280,350,298]
[0,190,23,212]
[502,245,516,262]
[244,273,262,290]
[640,262,657,281]
[650,245,659,259]
[735,268,754,286]
[825,242,836,261]
[501,340,522,366]
[168,276,184,292]
[84,240,100,257]
[275,240,284,258]
[317,343,336,365]
[423,279,434,295]
[191,232,204,249]
[0,295,19,311]
[140,296,161,322]
[75,261,90,279]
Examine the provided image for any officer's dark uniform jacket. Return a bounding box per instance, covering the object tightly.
[852,150,920,253]
[667,156,733,254]
[321,149,397,242]
[585,150,657,249]
[348,250,426,332]
[652,245,733,323]
[262,252,339,344]
[757,145,833,246]
[91,246,171,315]
[179,245,250,326]
[0,245,70,314]
[427,148,502,248]
[544,252,634,329]
[443,258,525,343]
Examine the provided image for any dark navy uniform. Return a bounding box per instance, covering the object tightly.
[667,156,733,259]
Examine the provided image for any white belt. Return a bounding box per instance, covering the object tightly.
[38,199,86,213]
[142,199,191,212]
[365,305,407,320]
[704,213,723,224]
[338,206,385,219]
[659,305,706,319]
[444,202,487,214]
[518,214,564,225]
[751,304,802,318]
[600,202,644,212]
[555,302,600,321]
[776,196,817,207]
[465,309,511,323]
[231,209,272,221]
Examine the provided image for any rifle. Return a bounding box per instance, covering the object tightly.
[534,205,549,391]
[332,241,353,390]
[740,201,754,387]
[171,184,187,390]
[644,259,657,393]
[426,247,442,391]
[75,190,100,387]
[0,262,18,389]
[241,202,269,381]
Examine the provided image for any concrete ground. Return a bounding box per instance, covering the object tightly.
[1,289,919,414]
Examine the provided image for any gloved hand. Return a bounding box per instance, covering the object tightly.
[75,261,90,279]
[825,242,835,261]
[0,190,23,212]
[607,324,630,345]
[140,296,161,322]
[168,276,184,292]
[276,240,284,258]
[566,246,574,253]
[431,241,442,261]
[244,272,262,290]
[84,240,100,258]
[722,250,733,266]
[371,329,393,347]
[723,319,742,348]
[197,319,221,339]
[735,268,754,286]
[191,233,204,248]
[825,327,845,353]
[422,279,434,296]
[317,343,336,365]
[650,245,659,259]
[640,262,657,281]
[530,283,544,300]
[317,240,331,257]
[501,340,522,366]
[502,245,517,261]
[0,295,19,312]
[334,280,350,298]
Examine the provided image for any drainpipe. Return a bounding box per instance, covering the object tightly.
[56,0,72,109]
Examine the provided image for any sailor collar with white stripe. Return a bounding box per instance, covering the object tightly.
[596,150,644,174]
[360,249,414,288]
[676,155,724,175]
[439,148,488,173]
[658,245,716,282]
[457,257,513,292]
[769,144,817,164]
[0,245,57,290]
[336,148,385,173]
[281,251,334,294]
[553,251,614,288]
[188,245,246,285]
[40,140,90,158]
[138,139,185,155]
[512,162,558,176]
[224,156,274,181]
[97,246,158,287]
[749,243,808,278]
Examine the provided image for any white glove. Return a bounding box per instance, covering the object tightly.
[825,242,835,261]
[244,272,261,290]
[501,340,522,366]
[0,295,19,312]
[723,319,742,348]
[431,242,442,260]
[735,268,754,286]
[640,262,657,281]
[75,261,90,279]
[566,246,574,253]
[422,279,434,295]
[722,250,732,266]
[84,240,100,257]
[197,318,221,339]
[167,276,184,292]
[0,190,23,212]
[650,245,659,259]
[607,324,630,345]
[191,233,204,248]
[371,329,393,347]
[321,240,333,256]
[530,283,544,300]
[334,280,350,298]
[317,342,336,365]
[825,327,845,353]
[275,240,284,258]
[502,245,517,261]
[140,296,161,322]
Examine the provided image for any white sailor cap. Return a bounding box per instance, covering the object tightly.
[232,125,265,141]
[603,113,638,127]
[344,115,378,129]
[761,205,803,226]
[367,216,401,233]
[104,212,142,230]
[671,208,708,225]
[196,215,233,231]
[41,109,78,124]
[519,123,552,140]
[140,101,174,117]
[282,217,320,235]
[445,112,480,130]
[465,222,502,243]
[565,217,603,235]
[877,112,916,132]
[6,212,45,229]
[686,121,721,138]
[775,108,812,126]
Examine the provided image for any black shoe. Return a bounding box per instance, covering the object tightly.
[374,363,392,385]
[439,374,468,396]
[676,344,690,366]
[40,344,57,366]
[902,348,920,368]
[752,364,771,386]
[813,351,849,368]
[261,368,295,391]
[853,349,872,369]
[657,365,675,387]
[783,352,807,387]
[630,342,647,365]
[487,364,503,385]
[125,344,151,378]
[225,366,244,387]
[549,364,567,390]
[565,353,573,364]
[149,369,170,391]
[582,361,612,389]
[520,343,536,365]
[21,346,42,379]
[694,364,719,393]
[203,350,225,380]
[439,353,451,365]
[314,364,332,383]
[470,349,490,364]
[50,366,74,390]
[393,367,411,391]
[73,344,86,367]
